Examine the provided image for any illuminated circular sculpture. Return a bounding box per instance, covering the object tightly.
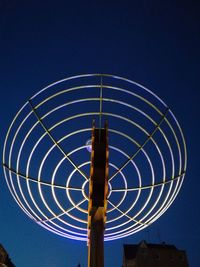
[3,74,187,244]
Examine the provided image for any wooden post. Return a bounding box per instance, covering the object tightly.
[87,121,109,267]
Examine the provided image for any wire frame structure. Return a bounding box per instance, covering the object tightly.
[3,74,187,242]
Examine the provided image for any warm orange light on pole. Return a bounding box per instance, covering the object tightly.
[87,121,109,267]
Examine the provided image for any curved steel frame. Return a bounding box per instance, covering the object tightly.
[3,74,187,242]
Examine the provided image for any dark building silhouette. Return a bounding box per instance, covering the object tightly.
[0,244,15,267]
[123,240,189,267]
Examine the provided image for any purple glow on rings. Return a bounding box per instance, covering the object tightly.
[2,74,187,242]
[86,139,92,153]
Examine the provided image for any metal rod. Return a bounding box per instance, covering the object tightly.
[28,100,88,181]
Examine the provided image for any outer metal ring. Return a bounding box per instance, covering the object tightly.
[3,74,187,241]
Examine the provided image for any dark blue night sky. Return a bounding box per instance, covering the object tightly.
[0,1,199,267]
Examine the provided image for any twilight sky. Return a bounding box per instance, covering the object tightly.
[0,1,199,267]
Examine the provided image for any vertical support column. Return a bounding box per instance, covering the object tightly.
[88,121,109,267]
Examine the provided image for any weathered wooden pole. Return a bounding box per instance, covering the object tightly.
[87,121,109,267]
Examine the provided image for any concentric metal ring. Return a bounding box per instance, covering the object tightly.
[3,74,187,241]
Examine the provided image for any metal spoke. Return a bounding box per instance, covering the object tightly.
[110,172,185,192]
[3,163,82,191]
[107,199,147,226]
[109,108,170,181]
[40,198,87,223]
[28,100,88,181]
